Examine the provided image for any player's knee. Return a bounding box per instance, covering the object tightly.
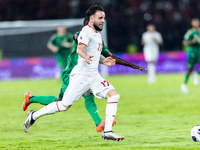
[105,89,118,99]
[57,101,70,111]
[107,94,120,103]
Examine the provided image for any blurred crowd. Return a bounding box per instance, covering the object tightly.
[0,0,200,53]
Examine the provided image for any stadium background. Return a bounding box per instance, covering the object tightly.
[1,1,200,149]
[0,0,199,79]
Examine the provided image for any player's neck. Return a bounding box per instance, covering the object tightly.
[88,23,98,33]
[194,27,199,32]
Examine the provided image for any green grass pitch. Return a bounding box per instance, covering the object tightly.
[0,74,200,150]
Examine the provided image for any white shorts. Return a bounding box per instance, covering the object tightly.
[143,47,159,62]
[62,73,115,106]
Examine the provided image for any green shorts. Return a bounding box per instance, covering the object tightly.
[56,56,69,70]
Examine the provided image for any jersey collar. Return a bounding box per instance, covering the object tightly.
[87,25,98,33]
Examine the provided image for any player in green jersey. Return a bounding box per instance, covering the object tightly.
[23,19,146,132]
[181,18,200,94]
[47,25,73,78]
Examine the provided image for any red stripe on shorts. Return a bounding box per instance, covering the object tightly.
[56,102,60,112]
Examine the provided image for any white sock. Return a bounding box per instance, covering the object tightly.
[33,101,67,120]
[193,71,199,85]
[104,95,119,132]
[147,63,156,83]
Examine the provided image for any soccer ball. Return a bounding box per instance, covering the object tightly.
[191,125,200,142]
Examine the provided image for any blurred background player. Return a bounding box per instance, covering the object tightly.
[141,24,163,84]
[47,25,73,79]
[181,18,200,94]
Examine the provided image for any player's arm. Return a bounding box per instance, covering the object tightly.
[141,33,146,46]
[183,30,197,45]
[77,44,93,64]
[47,35,59,53]
[47,42,59,53]
[153,33,163,45]
[62,34,73,49]
[103,52,147,71]
[183,38,197,45]
[62,41,73,48]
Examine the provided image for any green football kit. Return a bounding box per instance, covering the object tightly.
[29,32,110,126]
[184,28,200,69]
[183,28,200,84]
[48,33,73,69]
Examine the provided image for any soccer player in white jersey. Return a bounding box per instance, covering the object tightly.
[141,24,163,84]
[23,5,124,141]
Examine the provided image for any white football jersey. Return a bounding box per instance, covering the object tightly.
[142,31,163,50]
[71,25,103,76]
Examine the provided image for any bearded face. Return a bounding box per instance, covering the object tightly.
[93,21,103,31]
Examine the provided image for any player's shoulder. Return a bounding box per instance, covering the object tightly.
[65,32,73,38]
[186,28,195,35]
[80,25,92,36]
[142,31,148,36]
[51,33,58,38]
[81,25,90,32]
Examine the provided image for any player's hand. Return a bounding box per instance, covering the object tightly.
[62,41,72,48]
[131,64,147,71]
[85,55,94,64]
[191,37,197,44]
[102,57,116,66]
[52,47,58,53]
[138,67,147,71]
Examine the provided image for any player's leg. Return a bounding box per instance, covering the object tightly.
[22,92,57,111]
[181,53,195,93]
[148,48,158,84]
[192,71,198,86]
[55,56,66,79]
[194,52,200,85]
[147,61,156,84]
[23,74,89,132]
[84,93,102,126]
[22,83,66,111]
[144,48,156,84]
[84,91,117,132]
[103,89,124,141]
[91,75,124,140]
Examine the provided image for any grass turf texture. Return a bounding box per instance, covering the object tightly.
[0,74,200,150]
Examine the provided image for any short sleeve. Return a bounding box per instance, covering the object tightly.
[157,32,163,42]
[67,33,73,42]
[141,33,145,41]
[78,27,91,46]
[184,30,192,41]
[48,34,57,44]
[101,45,110,55]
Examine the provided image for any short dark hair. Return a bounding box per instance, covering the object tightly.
[86,5,104,17]
[83,5,104,25]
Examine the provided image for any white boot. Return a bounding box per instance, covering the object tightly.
[181,83,188,94]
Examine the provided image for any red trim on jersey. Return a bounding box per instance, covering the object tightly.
[78,42,87,47]
[56,102,60,112]
[107,102,118,104]
[87,25,98,33]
